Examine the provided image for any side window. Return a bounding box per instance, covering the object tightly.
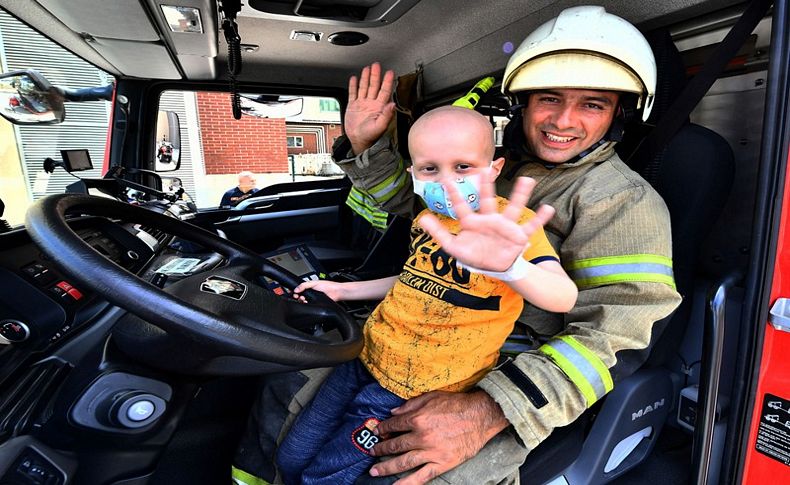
[0,8,113,227]
[156,90,344,209]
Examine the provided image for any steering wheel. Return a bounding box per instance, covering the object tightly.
[26,194,363,375]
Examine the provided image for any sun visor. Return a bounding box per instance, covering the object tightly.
[89,39,181,79]
[37,0,160,41]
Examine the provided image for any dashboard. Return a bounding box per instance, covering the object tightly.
[0,198,215,379]
[1,218,156,348]
[0,194,214,483]
[0,178,387,484]
[0,194,339,384]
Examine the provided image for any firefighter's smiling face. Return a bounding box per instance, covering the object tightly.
[522,88,620,164]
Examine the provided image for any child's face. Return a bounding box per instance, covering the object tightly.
[408,116,497,183]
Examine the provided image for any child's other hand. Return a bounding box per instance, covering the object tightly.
[418,175,555,272]
[293,280,346,302]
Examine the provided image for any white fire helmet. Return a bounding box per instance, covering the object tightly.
[502,6,657,122]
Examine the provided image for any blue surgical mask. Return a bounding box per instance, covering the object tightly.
[411,171,484,219]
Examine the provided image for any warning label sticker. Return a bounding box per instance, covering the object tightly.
[756,393,790,466]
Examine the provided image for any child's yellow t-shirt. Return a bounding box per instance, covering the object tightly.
[359,198,559,398]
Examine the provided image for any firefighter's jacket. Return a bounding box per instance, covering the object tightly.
[332,133,682,452]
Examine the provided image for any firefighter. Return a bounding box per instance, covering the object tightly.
[233,6,681,484]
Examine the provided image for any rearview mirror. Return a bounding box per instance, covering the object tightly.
[0,70,65,125]
[240,95,304,119]
[155,110,182,171]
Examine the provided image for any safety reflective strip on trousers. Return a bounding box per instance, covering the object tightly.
[346,187,388,229]
[564,254,676,290]
[231,466,272,485]
[366,158,409,204]
[539,335,614,407]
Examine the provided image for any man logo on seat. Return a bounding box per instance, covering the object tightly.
[632,399,666,421]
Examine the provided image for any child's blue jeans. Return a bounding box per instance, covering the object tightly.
[275,359,406,485]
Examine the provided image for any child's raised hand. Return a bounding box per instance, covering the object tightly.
[293,280,347,302]
[418,174,555,272]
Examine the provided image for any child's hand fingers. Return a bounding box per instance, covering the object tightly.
[418,212,457,250]
[294,280,320,294]
[520,204,555,238]
[502,177,536,221]
[443,177,475,220]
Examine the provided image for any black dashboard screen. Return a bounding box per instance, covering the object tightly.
[60,149,93,171]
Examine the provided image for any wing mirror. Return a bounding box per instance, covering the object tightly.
[0,70,65,125]
[0,69,114,126]
[154,110,182,171]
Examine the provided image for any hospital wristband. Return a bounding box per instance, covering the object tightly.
[464,257,530,282]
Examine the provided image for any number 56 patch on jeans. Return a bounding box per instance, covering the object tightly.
[351,418,381,455]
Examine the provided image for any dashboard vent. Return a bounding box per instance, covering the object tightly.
[138,225,171,247]
[0,359,71,443]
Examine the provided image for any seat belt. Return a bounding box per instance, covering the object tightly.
[627,0,772,171]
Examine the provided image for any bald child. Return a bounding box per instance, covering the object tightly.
[275,106,577,485]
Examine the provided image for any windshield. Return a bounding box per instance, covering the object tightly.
[156,90,344,209]
[0,6,345,226]
[0,8,113,228]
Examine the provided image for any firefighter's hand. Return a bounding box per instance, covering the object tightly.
[346,62,396,156]
[418,174,555,272]
[369,390,509,484]
[293,280,346,302]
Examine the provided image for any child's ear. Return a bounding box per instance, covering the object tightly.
[406,165,413,173]
[490,157,506,177]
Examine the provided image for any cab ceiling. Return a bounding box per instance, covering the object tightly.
[0,0,746,95]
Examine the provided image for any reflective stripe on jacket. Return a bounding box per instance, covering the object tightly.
[345,187,389,230]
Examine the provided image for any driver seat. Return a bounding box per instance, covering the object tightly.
[516,28,735,484]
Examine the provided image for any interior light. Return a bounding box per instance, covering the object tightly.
[161,5,203,33]
[290,31,323,42]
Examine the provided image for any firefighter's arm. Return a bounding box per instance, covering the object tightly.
[333,62,420,218]
[332,133,421,218]
[477,184,682,450]
[333,74,497,220]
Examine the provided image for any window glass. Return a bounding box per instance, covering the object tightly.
[319,99,340,112]
[287,136,304,148]
[493,116,509,147]
[0,8,113,227]
[157,90,345,209]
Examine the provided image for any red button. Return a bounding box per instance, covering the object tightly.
[56,281,73,291]
[67,288,83,300]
